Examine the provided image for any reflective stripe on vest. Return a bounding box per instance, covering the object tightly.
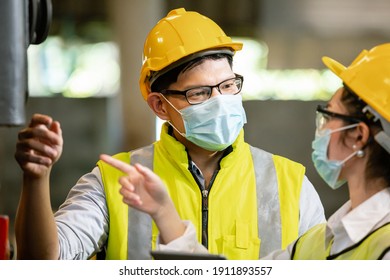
[250,146,303,256]
[97,146,154,260]
[98,145,304,259]
[291,222,390,260]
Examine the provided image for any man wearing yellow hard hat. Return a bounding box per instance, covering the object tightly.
[14,8,325,260]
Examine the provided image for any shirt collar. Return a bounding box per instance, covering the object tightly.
[326,187,390,244]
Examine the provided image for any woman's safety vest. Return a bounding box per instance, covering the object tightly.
[291,222,390,260]
[97,127,305,260]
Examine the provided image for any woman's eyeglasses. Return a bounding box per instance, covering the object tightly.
[316,105,363,131]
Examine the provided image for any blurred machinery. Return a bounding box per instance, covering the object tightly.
[0,0,51,126]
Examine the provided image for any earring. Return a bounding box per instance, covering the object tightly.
[353,144,365,158]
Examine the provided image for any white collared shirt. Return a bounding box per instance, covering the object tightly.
[263,187,390,259]
[326,187,390,257]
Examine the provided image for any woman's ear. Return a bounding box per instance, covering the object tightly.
[355,122,370,148]
[147,92,170,120]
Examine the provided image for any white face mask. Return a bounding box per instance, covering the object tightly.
[311,123,359,189]
[161,94,247,151]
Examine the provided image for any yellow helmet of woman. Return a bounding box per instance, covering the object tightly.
[323,43,390,153]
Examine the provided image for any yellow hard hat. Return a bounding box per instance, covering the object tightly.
[139,8,243,100]
[322,43,390,123]
[322,43,390,153]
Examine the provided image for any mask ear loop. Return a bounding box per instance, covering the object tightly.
[339,149,359,165]
[316,123,360,137]
[322,123,361,165]
[159,93,187,138]
[330,123,360,134]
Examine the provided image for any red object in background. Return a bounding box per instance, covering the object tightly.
[0,215,9,260]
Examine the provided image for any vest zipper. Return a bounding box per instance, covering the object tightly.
[201,171,218,249]
[201,189,209,248]
[188,159,221,249]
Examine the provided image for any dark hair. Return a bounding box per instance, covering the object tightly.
[151,53,233,93]
[340,86,390,186]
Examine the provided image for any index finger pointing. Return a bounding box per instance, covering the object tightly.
[99,154,134,174]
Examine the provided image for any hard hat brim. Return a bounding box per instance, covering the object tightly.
[322,56,346,77]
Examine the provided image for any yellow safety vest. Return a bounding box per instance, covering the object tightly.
[97,124,305,260]
[291,222,390,260]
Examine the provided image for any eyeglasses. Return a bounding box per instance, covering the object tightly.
[160,74,244,105]
[316,104,363,131]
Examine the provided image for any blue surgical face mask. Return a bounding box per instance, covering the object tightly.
[311,123,359,190]
[161,94,247,151]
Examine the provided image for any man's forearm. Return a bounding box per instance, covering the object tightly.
[15,175,59,259]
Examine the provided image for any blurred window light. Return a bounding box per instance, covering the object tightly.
[233,37,340,101]
[28,36,340,101]
[27,36,120,98]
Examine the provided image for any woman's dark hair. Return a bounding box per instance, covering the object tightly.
[340,85,390,186]
[151,53,233,93]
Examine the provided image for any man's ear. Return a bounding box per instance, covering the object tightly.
[147,92,169,120]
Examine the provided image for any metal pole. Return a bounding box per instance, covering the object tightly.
[0,0,28,126]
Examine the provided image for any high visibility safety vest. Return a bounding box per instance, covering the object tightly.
[291,222,390,260]
[97,125,305,260]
